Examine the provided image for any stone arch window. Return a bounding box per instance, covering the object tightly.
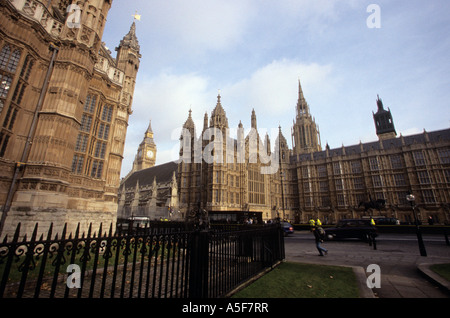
[0,44,22,116]
[0,46,21,74]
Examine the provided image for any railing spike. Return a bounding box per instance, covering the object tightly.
[87,223,92,238]
[61,223,67,239]
[46,223,53,241]
[13,222,21,242]
[98,223,103,238]
[75,222,80,239]
[108,223,113,237]
[30,223,39,242]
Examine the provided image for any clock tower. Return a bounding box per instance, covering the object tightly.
[132,120,157,171]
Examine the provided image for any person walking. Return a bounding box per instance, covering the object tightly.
[312,226,328,256]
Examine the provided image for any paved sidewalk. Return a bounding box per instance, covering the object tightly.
[284,232,450,298]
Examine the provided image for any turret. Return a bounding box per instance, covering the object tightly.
[373,95,396,140]
[58,0,113,55]
[251,108,257,130]
[115,21,141,112]
[209,93,229,130]
[116,21,141,77]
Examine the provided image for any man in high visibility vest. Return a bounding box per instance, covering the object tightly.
[316,218,322,226]
[370,217,376,226]
[309,218,315,227]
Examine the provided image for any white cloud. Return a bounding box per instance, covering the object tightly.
[120,59,338,176]
[148,0,254,52]
[223,59,336,128]
[252,0,360,35]
[133,71,210,130]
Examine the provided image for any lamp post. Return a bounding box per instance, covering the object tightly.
[406,192,427,257]
[278,126,286,222]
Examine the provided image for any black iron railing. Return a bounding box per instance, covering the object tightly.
[0,222,284,298]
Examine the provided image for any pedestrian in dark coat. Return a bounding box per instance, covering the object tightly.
[312,226,328,256]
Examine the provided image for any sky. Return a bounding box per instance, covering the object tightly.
[100,0,450,178]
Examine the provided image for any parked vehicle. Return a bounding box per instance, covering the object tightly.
[325,219,377,241]
[281,222,294,236]
[118,216,151,234]
[372,217,400,225]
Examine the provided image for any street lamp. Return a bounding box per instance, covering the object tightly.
[406,192,427,257]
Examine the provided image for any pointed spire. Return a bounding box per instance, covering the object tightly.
[298,78,305,100]
[203,111,208,131]
[277,125,288,149]
[251,108,257,129]
[183,108,196,132]
[145,119,153,136]
[210,91,228,128]
[213,90,224,114]
[376,94,384,112]
[143,118,155,145]
[292,79,321,154]
[119,21,140,52]
[265,132,271,155]
[147,119,152,131]
[296,78,310,117]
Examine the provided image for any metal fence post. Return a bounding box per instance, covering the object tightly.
[188,230,209,298]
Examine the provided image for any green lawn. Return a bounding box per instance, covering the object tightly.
[430,263,450,282]
[232,262,359,298]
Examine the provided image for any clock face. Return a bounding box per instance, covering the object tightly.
[146,150,154,158]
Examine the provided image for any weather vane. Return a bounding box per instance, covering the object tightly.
[132,10,141,21]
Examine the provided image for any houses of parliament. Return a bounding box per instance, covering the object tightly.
[1,1,449,238]
[0,0,140,237]
[121,79,450,226]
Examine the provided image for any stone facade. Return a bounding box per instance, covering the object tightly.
[177,83,450,225]
[0,0,140,238]
[294,128,450,224]
[118,161,180,221]
[177,94,296,223]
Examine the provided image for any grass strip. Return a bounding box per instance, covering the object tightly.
[430,263,450,282]
[232,261,359,298]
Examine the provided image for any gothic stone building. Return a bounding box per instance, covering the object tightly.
[117,161,180,222]
[117,121,181,221]
[177,81,450,225]
[0,0,140,237]
[178,90,304,224]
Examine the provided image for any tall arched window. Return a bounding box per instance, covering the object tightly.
[0,44,22,157]
[0,45,21,74]
[0,44,22,115]
[0,45,11,69]
[7,50,21,73]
